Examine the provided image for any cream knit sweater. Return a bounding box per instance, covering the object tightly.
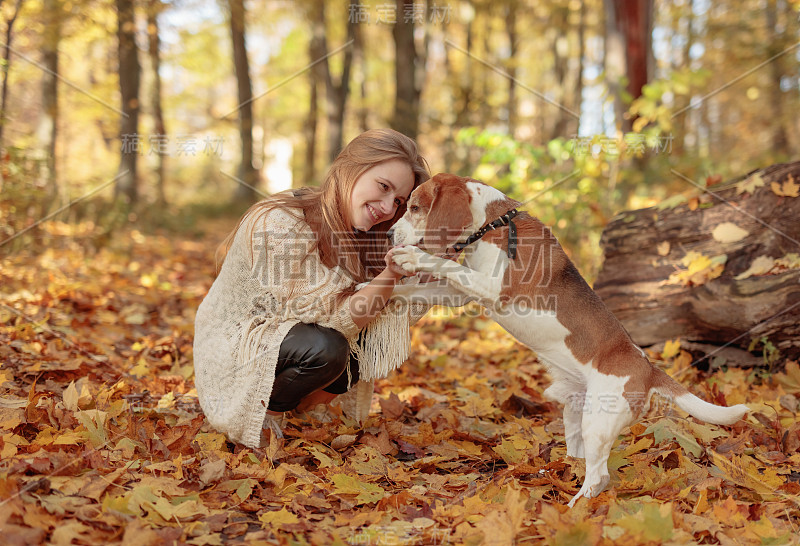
[194,206,427,448]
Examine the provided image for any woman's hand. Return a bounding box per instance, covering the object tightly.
[383,246,407,280]
[351,247,407,329]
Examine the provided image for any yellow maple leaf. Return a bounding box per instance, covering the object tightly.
[736,173,765,195]
[708,452,784,497]
[258,507,299,526]
[666,251,727,286]
[329,473,385,505]
[492,437,532,464]
[771,176,800,197]
[662,338,681,359]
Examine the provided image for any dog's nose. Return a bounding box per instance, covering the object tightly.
[386,228,395,244]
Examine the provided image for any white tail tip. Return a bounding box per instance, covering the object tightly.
[673,393,749,425]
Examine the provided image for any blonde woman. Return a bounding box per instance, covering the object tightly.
[193,129,431,448]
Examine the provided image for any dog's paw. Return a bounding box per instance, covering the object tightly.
[354,281,370,291]
[392,245,430,274]
[567,474,610,507]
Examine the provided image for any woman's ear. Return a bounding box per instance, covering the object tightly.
[425,178,473,252]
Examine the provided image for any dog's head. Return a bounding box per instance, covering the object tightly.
[389,173,476,253]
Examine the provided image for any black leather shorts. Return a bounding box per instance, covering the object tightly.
[267,323,360,412]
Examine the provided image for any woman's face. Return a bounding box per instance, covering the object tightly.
[349,159,415,231]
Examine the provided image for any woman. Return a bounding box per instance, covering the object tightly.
[193,129,431,448]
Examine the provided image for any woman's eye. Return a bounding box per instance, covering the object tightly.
[380,182,389,191]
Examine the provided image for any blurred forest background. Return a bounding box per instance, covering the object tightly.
[1,0,799,278]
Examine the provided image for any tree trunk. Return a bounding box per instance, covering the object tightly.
[115,0,140,205]
[308,0,354,163]
[505,2,517,138]
[604,0,653,134]
[594,161,800,364]
[37,0,58,204]
[603,0,625,134]
[765,0,789,157]
[327,10,354,162]
[391,0,420,139]
[147,0,166,205]
[574,0,585,137]
[229,0,257,202]
[454,19,473,131]
[304,33,319,185]
[354,10,368,134]
[550,5,570,141]
[0,0,23,151]
[672,0,693,156]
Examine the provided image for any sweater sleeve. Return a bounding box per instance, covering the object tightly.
[242,207,360,339]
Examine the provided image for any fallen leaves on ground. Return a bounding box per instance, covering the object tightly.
[665,251,728,287]
[1,221,799,545]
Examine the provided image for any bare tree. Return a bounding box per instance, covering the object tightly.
[550,4,570,140]
[37,0,59,202]
[303,48,318,185]
[228,0,258,202]
[604,0,653,133]
[391,0,421,139]
[505,1,518,138]
[309,0,355,163]
[147,0,167,205]
[766,0,789,157]
[115,0,141,204]
[0,0,24,151]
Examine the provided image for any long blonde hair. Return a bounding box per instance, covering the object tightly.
[217,128,430,284]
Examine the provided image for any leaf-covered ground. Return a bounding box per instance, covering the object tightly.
[1,221,800,545]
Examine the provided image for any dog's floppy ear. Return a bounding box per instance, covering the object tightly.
[425,175,473,252]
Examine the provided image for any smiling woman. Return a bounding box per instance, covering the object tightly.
[349,160,414,232]
[193,129,431,448]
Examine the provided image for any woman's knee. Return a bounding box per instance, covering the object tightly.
[285,323,350,379]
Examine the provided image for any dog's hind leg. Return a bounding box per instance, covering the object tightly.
[563,397,585,459]
[543,378,586,459]
[567,394,633,508]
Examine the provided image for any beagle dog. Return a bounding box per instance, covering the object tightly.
[387,173,749,507]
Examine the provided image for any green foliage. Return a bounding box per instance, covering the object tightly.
[629,68,712,134]
[455,129,633,280]
[748,336,781,370]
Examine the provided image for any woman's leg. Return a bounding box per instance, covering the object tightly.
[267,323,351,412]
[293,349,361,411]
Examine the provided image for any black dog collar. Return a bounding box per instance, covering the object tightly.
[449,208,519,259]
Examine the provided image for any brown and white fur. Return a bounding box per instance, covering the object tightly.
[387,173,749,507]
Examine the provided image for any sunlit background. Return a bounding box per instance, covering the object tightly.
[2,0,799,278]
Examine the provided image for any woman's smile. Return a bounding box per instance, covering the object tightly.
[367,204,383,223]
[350,159,414,231]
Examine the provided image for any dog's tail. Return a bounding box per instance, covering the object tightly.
[651,368,749,425]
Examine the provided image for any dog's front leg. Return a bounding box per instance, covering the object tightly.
[355,276,475,308]
[392,246,503,307]
[389,278,475,308]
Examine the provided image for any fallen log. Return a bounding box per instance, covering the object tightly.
[594,161,800,367]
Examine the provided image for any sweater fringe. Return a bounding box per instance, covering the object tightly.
[350,300,411,381]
